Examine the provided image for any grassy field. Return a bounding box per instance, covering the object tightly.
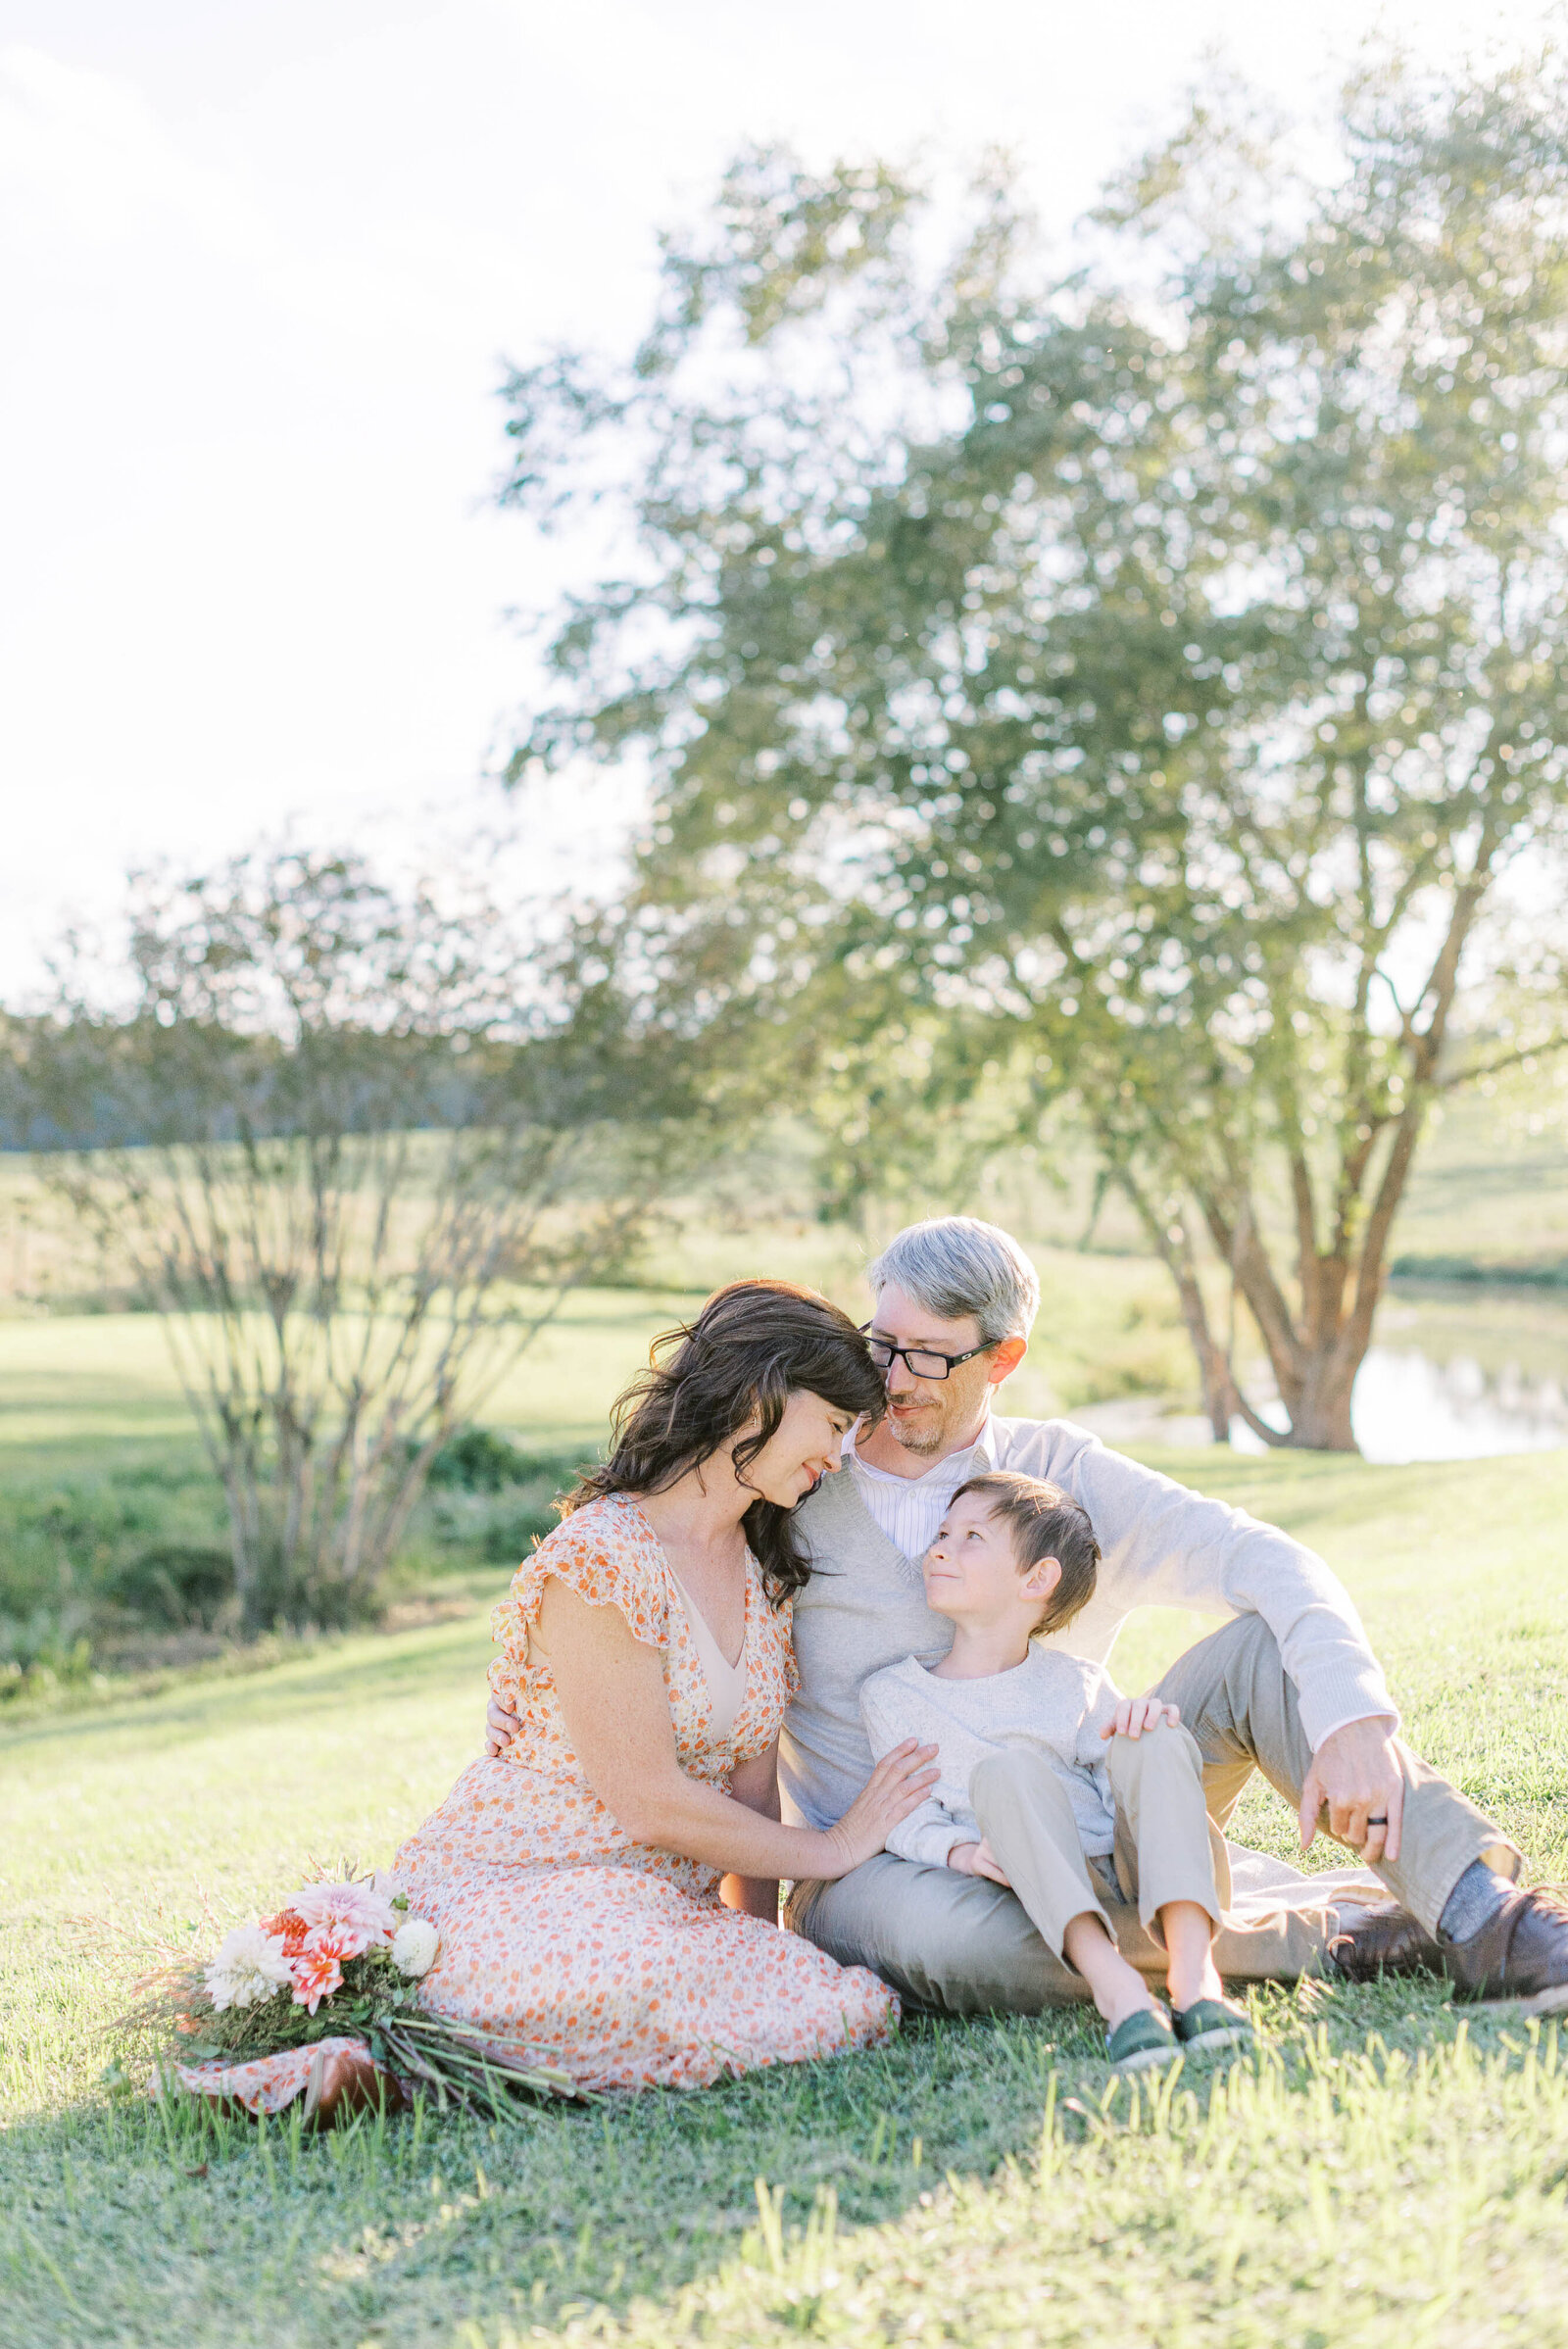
[4,1091,1568,2343]
[0,1250,1193,1466]
[4,1442,1568,2348]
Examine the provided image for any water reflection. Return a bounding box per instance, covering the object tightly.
[1071,1284,1568,1461]
[1349,1346,1567,1462]
[1229,1287,1568,1462]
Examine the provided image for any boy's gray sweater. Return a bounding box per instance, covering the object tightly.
[779,1413,1395,1835]
[859,1648,1121,1866]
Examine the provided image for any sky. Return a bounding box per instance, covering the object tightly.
[2,0,1561,996]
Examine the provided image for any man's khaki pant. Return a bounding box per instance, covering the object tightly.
[971,1726,1223,1964]
[787,1615,1520,2015]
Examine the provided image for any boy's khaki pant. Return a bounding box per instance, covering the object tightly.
[970,1725,1225,1963]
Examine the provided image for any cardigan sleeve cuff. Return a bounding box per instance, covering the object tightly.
[1296,1660,1400,1753]
[887,1813,970,1869]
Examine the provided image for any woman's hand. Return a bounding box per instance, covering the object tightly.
[1100,1695,1181,1742]
[819,1740,940,1876]
[948,1836,1011,1887]
[541,1575,921,1886]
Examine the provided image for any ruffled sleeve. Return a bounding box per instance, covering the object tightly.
[490,1500,671,1675]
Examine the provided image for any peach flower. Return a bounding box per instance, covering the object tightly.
[289,1947,344,2014]
[260,1909,310,1959]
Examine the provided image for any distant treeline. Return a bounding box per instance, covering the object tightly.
[0,1014,514,1153]
[1391,1256,1568,1290]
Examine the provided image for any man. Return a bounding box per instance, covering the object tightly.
[782,1216,1566,2013]
[491,1216,1568,2012]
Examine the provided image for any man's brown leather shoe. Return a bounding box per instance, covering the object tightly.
[1442,1885,1568,2011]
[1327,1900,1445,1982]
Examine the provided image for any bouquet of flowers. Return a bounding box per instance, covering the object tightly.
[126,1875,578,2125]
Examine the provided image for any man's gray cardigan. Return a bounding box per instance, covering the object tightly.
[779,1414,1396,1834]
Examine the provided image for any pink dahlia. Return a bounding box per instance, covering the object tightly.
[288,1880,397,1954]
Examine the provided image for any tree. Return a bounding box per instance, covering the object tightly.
[498,57,1568,1448]
[4,846,713,1628]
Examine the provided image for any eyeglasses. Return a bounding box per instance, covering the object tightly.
[859,1325,998,1382]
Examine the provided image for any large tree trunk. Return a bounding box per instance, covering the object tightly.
[1160,812,1496,1453]
[1275,1339,1359,1451]
[1205,1224,1372,1454]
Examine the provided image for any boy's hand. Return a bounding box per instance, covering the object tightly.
[1101,1695,1181,1742]
[485,1694,521,1756]
[948,1837,1011,1887]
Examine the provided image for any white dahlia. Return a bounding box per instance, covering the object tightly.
[204,1924,292,2012]
[390,1917,440,1978]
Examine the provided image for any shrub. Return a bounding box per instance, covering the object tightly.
[106,1543,235,1631]
[0,1454,232,1663]
[424,1427,550,1493]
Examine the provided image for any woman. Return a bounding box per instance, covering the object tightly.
[390,1280,938,2091]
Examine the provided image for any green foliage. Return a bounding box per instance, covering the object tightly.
[1391,1252,1568,1285]
[424,1428,580,1494]
[422,1435,587,1568]
[0,1453,233,1694]
[105,1542,234,1631]
[0,1438,589,1676]
[425,1483,568,1567]
[502,56,1568,1452]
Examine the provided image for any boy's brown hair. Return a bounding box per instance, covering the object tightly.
[953,1471,1101,1636]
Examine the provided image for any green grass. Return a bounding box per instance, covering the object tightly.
[4,1445,1568,2347]
[0,1254,1196,1466]
[0,1291,705,1467]
[4,1126,1568,2341]
[1387,1077,1568,1276]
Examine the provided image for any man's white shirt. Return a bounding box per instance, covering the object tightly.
[842,1418,997,1565]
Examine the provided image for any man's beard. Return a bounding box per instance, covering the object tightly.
[887,1400,948,1456]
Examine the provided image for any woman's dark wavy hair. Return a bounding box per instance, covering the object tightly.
[561,1279,886,1604]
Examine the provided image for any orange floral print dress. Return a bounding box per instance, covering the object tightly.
[390,1493,898,2092]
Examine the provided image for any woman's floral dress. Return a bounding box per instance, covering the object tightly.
[389,1493,898,2091]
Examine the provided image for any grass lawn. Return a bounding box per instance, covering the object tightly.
[4,1444,1568,2347]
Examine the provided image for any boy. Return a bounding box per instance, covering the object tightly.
[858,1470,1254,2072]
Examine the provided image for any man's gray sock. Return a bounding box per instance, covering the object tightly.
[1438,1860,1511,1945]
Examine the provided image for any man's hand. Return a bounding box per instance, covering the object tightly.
[1100,1695,1181,1742]
[948,1837,1011,1887]
[485,1693,520,1757]
[1298,1718,1404,1867]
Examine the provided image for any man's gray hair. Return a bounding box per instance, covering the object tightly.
[866,1216,1040,1345]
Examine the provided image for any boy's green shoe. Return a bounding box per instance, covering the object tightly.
[1171,1998,1254,2057]
[1106,2008,1179,2073]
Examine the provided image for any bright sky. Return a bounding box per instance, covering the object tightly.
[2,0,1559,994]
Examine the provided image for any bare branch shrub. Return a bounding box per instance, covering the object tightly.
[4,847,701,1629]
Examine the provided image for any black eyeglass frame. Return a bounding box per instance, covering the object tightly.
[858,1324,998,1382]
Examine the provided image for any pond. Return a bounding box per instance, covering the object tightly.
[1231,1282,1568,1463]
